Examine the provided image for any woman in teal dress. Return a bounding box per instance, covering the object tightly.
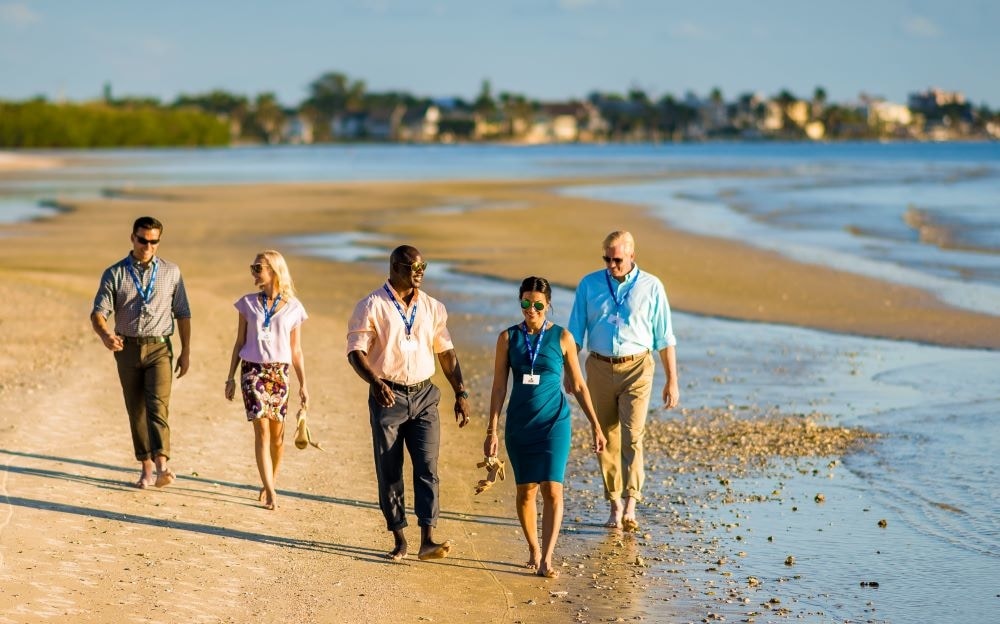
[484,277,606,578]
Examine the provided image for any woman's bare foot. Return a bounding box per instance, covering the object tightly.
[536,564,560,578]
[258,487,266,502]
[525,545,541,570]
[604,498,623,528]
[417,540,452,561]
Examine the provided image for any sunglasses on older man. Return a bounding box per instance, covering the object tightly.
[520,299,546,311]
[602,255,625,265]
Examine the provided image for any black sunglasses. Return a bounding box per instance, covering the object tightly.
[250,263,267,274]
[394,261,428,273]
[135,235,160,246]
[520,299,546,311]
[602,255,625,265]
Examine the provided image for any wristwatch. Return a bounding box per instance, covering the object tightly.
[456,390,470,400]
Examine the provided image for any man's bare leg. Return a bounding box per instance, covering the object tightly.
[605,497,623,528]
[153,454,174,488]
[622,496,639,531]
[134,459,156,488]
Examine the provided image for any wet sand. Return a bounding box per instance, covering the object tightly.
[0,176,994,623]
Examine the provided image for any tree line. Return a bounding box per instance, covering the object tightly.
[2,70,997,148]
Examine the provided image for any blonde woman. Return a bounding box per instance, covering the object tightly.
[225,250,309,510]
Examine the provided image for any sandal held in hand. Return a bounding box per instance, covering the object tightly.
[294,407,325,451]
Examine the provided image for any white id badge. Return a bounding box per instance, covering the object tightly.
[259,328,272,344]
[400,336,418,352]
[609,315,626,327]
[522,373,540,385]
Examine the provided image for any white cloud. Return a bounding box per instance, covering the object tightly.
[902,15,941,38]
[0,2,40,28]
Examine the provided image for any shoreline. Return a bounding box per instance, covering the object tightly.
[0,174,994,623]
[0,151,64,171]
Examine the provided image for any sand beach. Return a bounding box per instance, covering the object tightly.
[0,172,997,623]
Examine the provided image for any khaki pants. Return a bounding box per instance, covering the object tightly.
[114,340,173,461]
[585,353,654,501]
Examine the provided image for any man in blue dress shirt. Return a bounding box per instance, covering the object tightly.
[568,230,679,530]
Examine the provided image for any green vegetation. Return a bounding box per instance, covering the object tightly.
[3,71,998,148]
[0,99,229,148]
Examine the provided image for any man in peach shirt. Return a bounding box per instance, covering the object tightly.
[347,245,471,561]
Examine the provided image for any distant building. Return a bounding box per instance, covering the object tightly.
[397,105,440,142]
[331,111,368,140]
[908,87,966,114]
[862,98,913,127]
[282,114,314,144]
[525,101,606,143]
[785,101,810,127]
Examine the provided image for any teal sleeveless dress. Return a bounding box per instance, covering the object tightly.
[504,322,572,484]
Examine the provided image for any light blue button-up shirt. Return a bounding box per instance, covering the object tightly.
[568,265,676,356]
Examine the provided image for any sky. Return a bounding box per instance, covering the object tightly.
[2,0,997,108]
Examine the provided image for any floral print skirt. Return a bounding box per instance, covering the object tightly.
[240,361,290,422]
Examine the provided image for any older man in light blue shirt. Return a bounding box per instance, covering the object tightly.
[568,230,679,531]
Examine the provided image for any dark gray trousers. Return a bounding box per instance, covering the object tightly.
[369,382,441,531]
[114,340,172,461]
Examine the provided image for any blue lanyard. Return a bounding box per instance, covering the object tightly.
[259,292,282,328]
[126,257,158,306]
[519,322,547,374]
[605,268,639,309]
[383,284,417,336]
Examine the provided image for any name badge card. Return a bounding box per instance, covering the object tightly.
[607,314,625,327]
[259,328,272,344]
[400,336,418,352]
[522,373,540,385]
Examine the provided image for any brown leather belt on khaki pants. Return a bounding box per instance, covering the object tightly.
[589,351,648,364]
[122,335,169,345]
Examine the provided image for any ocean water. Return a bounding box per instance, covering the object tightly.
[3,143,999,621]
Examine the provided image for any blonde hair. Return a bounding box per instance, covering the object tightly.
[602,230,635,252]
[257,250,297,299]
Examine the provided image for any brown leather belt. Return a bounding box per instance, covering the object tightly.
[381,378,432,393]
[589,351,648,364]
[123,336,169,345]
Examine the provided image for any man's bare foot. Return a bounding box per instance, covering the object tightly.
[386,530,408,561]
[386,544,407,561]
[604,498,623,528]
[525,545,541,569]
[621,497,639,531]
[133,474,155,489]
[417,540,452,561]
[154,469,175,488]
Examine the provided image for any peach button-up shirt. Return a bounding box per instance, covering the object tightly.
[346,282,454,385]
